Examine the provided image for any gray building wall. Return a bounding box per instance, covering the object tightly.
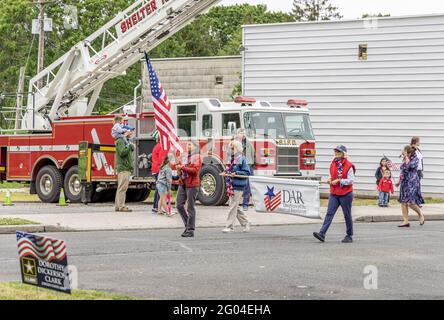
[141,56,242,110]
[242,15,444,197]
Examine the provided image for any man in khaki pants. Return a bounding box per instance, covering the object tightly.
[115,131,134,212]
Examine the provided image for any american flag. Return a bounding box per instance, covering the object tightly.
[16,231,67,262]
[385,156,401,171]
[145,52,183,152]
[264,186,282,212]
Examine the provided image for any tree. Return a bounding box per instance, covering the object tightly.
[291,0,342,21]
[0,3,291,114]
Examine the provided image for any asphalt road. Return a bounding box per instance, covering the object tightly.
[1,222,443,300]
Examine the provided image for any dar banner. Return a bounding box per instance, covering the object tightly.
[249,176,321,219]
[16,231,71,294]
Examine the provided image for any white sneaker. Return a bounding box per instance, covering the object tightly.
[222,227,234,233]
[243,223,251,233]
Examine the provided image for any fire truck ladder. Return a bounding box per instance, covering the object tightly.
[20,0,221,132]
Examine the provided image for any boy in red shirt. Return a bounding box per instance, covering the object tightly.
[378,169,394,207]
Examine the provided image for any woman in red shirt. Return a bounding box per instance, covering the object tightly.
[313,145,356,243]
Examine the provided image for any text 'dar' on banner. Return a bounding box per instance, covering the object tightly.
[249,176,321,220]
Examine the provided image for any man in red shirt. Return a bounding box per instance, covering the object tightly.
[175,142,202,238]
[151,132,168,213]
[378,169,394,207]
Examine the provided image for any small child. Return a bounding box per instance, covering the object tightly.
[156,155,173,216]
[112,115,135,147]
[378,169,394,207]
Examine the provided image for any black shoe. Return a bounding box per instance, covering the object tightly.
[341,236,353,243]
[181,231,194,238]
[398,223,410,228]
[313,232,325,242]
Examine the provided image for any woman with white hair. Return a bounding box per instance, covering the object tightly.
[222,140,251,233]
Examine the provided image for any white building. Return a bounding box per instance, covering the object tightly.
[142,56,241,106]
[242,14,444,197]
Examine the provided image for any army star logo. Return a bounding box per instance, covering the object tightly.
[22,257,37,277]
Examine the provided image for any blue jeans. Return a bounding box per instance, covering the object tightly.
[152,173,159,210]
[320,192,353,238]
[378,192,389,206]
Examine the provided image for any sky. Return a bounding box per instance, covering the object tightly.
[219,0,444,19]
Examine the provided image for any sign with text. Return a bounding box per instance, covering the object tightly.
[16,231,71,294]
[250,176,321,219]
[116,0,171,39]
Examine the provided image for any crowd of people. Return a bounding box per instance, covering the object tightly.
[112,115,427,241]
[112,116,254,238]
[313,136,426,243]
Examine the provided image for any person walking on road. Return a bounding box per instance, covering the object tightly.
[313,145,356,243]
[156,155,173,216]
[396,145,425,228]
[236,128,255,211]
[222,140,251,233]
[151,130,168,214]
[115,131,134,212]
[175,142,202,238]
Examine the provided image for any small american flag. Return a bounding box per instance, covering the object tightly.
[264,186,282,212]
[385,156,401,171]
[145,52,183,152]
[16,231,67,262]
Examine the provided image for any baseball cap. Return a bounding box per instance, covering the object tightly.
[334,145,347,153]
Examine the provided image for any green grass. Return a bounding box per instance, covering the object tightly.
[0,192,40,203]
[0,218,39,226]
[320,197,444,207]
[424,197,444,204]
[0,182,29,189]
[0,282,139,300]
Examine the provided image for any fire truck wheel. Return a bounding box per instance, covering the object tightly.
[35,165,63,203]
[198,165,225,206]
[126,188,150,202]
[216,190,229,206]
[64,165,82,203]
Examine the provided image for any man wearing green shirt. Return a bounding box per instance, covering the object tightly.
[115,131,134,212]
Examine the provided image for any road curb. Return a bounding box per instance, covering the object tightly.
[0,225,70,234]
[355,214,444,223]
[0,222,320,234]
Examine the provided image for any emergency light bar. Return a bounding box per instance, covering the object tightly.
[234,96,256,105]
[287,99,308,108]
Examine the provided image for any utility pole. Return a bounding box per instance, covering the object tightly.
[37,0,45,76]
[32,0,55,88]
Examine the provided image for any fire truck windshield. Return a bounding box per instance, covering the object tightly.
[244,112,314,140]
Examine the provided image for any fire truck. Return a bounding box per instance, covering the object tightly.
[0,0,318,206]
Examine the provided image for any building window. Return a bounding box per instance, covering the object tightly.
[222,113,240,136]
[202,114,213,137]
[359,44,368,60]
[177,105,197,137]
[215,76,224,85]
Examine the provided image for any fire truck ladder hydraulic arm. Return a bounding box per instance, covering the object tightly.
[20,0,221,132]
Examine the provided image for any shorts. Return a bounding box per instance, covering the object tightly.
[156,182,169,194]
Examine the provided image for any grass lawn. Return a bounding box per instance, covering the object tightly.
[0,182,30,189]
[0,282,138,300]
[0,192,40,203]
[1,188,443,207]
[0,218,39,226]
